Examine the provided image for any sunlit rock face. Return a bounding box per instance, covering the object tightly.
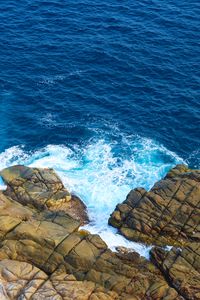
[0,165,184,300]
[0,138,184,255]
[109,164,200,247]
[109,164,200,299]
[0,165,88,224]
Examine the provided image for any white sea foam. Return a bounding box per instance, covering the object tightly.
[0,137,184,257]
[38,75,65,85]
[38,113,59,128]
[37,70,85,86]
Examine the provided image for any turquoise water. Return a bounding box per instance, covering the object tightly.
[0,134,184,255]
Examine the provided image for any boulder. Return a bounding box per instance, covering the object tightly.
[0,165,88,224]
[0,165,180,299]
[108,164,200,299]
[0,164,198,299]
[109,164,200,247]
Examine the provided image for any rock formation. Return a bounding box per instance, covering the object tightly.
[0,164,199,299]
[109,164,200,247]
[0,165,181,299]
[0,165,88,224]
[151,243,200,300]
[109,164,200,299]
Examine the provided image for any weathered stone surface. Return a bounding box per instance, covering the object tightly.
[0,259,48,299]
[0,164,198,299]
[0,165,88,224]
[109,164,200,247]
[0,165,182,299]
[151,243,200,299]
[108,164,200,299]
[0,227,179,299]
[0,259,119,300]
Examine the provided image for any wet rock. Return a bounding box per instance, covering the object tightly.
[109,164,200,299]
[0,164,195,299]
[0,165,88,224]
[109,164,200,247]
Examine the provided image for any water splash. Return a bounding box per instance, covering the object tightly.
[0,136,184,257]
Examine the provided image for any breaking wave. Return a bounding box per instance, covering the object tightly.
[0,135,184,257]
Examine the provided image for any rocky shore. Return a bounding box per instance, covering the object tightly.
[0,164,199,299]
[109,164,200,299]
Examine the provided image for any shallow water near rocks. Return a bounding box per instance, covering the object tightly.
[0,0,199,257]
[0,131,184,257]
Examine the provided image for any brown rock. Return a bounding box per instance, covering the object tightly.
[0,165,88,224]
[0,259,48,299]
[0,164,194,299]
[0,259,119,300]
[109,164,200,247]
[151,243,200,299]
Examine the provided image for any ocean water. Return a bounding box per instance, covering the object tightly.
[0,0,199,255]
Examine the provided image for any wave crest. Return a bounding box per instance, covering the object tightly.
[0,136,184,256]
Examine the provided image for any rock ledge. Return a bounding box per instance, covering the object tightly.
[0,164,199,299]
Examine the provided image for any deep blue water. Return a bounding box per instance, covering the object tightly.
[0,0,199,251]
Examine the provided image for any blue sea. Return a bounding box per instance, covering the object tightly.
[0,0,199,254]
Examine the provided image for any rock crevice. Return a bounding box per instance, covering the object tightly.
[109,164,200,299]
[0,164,199,299]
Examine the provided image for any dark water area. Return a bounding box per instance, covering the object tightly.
[0,0,199,250]
[0,0,199,165]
